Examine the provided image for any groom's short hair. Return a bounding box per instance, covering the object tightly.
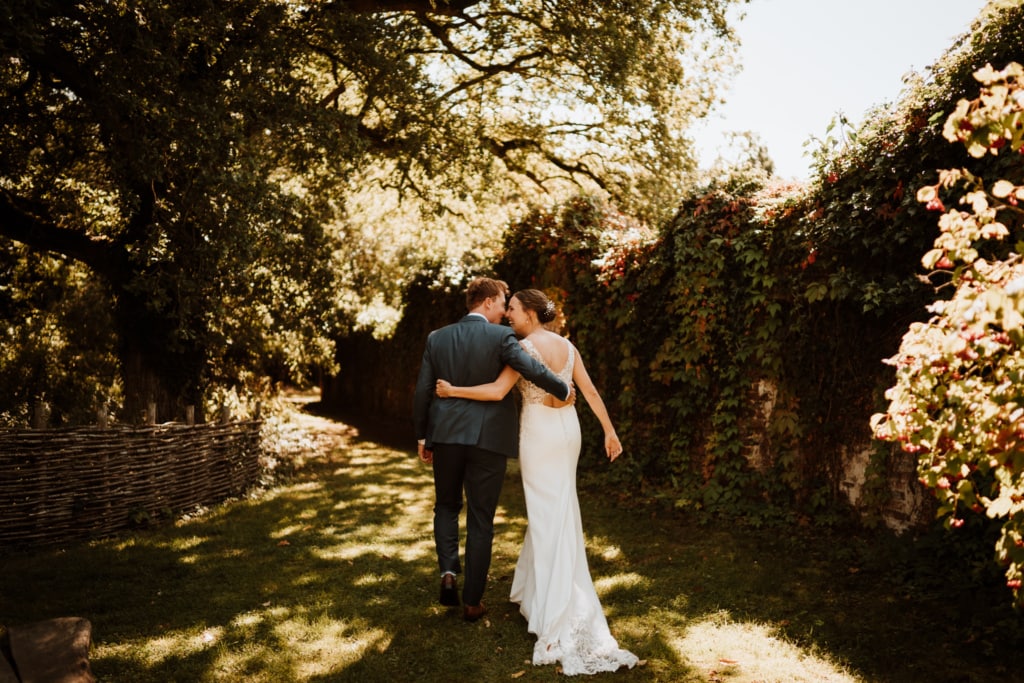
[466,277,509,310]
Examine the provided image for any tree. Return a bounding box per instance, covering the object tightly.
[0,0,738,422]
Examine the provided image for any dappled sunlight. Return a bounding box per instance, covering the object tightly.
[96,603,396,682]
[584,532,630,560]
[309,537,433,564]
[336,519,428,547]
[264,481,324,500]
[353,571,399,587]
[99,625,224,669]
[10,405,1022,681]
[350,482,419,501]
[231,611,264,628]
[395,537,436,563]
[272,523,314,539]
[594,571,649,596]
[294,508,321,520]
[309,545,360,562]
[668,611,859,683]
[167,535,208,551]
[494,505,526,526]
[291,571,331,588]
[271,618,392,679]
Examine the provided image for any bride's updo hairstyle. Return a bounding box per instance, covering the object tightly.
[514,289,557,324]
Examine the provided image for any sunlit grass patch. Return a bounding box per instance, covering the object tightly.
[271,617,391,678]
[594,571,649,596]
[670,610,859,683]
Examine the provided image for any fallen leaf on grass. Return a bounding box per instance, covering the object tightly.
[511,671,526,679]
[277,540,290,546]
[719,658,738,665]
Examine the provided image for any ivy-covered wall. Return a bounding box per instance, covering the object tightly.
[322,1,1024,528]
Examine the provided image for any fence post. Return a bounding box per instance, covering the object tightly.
[219,402,231,424]
[146,403,156,425]
[186,405,195,426]
[32,401,50,429]
[97,405,108,429]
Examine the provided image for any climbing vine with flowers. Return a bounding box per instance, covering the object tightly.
[871,62,1024,605]
[495,181,819,522]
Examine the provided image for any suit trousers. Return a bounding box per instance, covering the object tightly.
[431,442,508,606]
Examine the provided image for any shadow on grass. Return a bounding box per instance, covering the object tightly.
[2,406,1024,682]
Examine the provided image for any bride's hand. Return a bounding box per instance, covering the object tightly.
[605,433,623,462]
[436,379,453,398]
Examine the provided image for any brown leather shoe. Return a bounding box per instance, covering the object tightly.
[463,603,487,622]
[440,574,459,606]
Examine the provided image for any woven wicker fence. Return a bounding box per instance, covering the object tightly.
[0,421,263,548]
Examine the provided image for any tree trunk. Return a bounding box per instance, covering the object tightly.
[116,288,206,425]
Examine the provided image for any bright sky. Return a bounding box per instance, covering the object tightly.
[692,0,990,180]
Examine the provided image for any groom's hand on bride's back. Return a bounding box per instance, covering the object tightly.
[543,383,576,408]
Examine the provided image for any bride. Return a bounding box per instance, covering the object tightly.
[436,288,638,676]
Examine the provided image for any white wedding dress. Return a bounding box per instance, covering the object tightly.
[510,337,639,676]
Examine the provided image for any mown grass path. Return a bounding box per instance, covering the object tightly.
[2,404,1023,682]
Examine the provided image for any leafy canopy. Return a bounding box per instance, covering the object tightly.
[0,0,739,419]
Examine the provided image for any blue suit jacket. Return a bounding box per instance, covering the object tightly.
[413,315,570,458]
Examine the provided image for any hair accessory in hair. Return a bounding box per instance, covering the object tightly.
[538,299,557,323]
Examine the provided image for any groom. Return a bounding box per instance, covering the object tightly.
[413,277,572,622]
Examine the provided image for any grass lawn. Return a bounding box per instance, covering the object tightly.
[2,401,1023,682]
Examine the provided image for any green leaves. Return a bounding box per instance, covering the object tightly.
[872,61,1024,609]
[804,282,829,303]
[943,62,1024,157]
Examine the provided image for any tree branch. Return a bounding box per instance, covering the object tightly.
[0,190,129,282]
[416,12,549,79]
[324,0,481,15]
[482,136,608,191]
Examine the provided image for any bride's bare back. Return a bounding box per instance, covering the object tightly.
[522,330,571,373]
[521,330,573,408]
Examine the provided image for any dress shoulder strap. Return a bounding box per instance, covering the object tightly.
[520,337,541,360]
[562,337,575,378]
